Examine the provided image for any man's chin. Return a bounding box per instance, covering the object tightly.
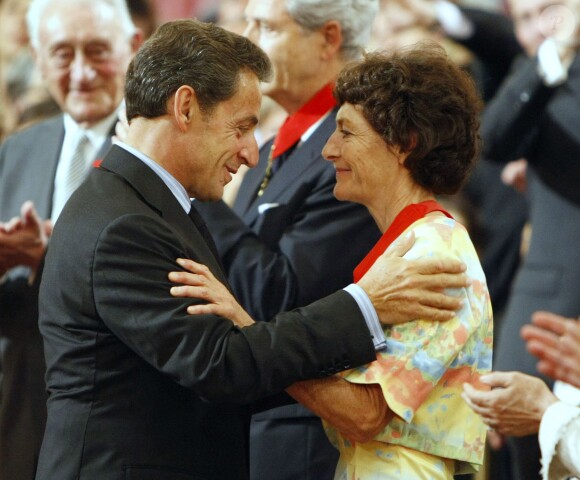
[66,102,116,126]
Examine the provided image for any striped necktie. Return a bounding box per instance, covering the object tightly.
[63,132,90,201]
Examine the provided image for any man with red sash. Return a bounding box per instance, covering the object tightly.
[194,0,380,478]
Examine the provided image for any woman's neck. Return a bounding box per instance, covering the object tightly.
[367,183,435,233]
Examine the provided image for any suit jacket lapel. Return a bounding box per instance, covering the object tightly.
[236,110,337,226]
[35,116,66,219]
[100,146,227,282]
[94,123,117,161]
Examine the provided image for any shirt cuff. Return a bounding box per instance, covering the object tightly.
[539,401,580,479]
[537,38,573,86]
[554,381,580,406]
[435,0,474,40]
[343,283,387,351]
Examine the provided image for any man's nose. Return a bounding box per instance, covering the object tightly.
[241,137,260,168]
[70,53,96,82]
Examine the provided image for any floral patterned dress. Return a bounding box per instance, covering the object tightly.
[325,201,493,480]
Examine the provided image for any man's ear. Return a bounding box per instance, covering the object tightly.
[320,20,343,60]
[130,29,145,53]
[172,85,198,132]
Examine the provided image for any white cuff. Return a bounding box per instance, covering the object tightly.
[344,283,387,350]
[537,38,573,86]
[539,401,580,479]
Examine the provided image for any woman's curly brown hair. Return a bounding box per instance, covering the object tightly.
[334,43,483,195]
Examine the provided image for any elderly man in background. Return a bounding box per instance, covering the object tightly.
[194,1,381,478]
[0,0,142,478]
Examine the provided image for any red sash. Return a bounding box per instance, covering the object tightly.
[353,200,453,282]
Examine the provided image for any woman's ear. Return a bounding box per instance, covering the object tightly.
[398,133,418,165]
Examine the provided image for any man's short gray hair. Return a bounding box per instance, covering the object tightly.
[26,0,136,50]
[286,0,378,60]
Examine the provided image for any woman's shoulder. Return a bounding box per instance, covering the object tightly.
[404,215,470,254]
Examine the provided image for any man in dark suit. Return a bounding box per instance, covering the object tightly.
[36,18,469,480]
[0,1,142,479]
[195,1,381,478]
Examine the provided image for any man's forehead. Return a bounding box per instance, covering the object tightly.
[246,0,287,19]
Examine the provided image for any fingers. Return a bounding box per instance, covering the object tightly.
[413,257,467,276]
[1,216,22,233]
[479,371,516,389]
[418,289,464,313]
[531,310,570,336]
[186,303,231,316]
[43,220,54,237]
[486,429,505,450]
[418,271,471,291]
[521,324,559,349]
[375,288,464,325]
[525,337,560,363]
[168,270,204,287]
[176,258,211,275]
[20,201,41,227]
[169,285,209,300]
[501,159,527,192]
[461,383,499,419]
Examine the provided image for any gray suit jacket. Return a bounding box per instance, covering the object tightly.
[0,115,112,480]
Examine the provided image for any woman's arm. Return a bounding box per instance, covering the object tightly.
[287,377,391,443]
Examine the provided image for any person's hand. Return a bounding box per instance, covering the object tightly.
[0,201,51,276]
[521,311,580,388]
[168,258,255,327]
[461,371,558,437]
[357,231,469,325]
[486,429,505,451]
[501,158,528,193]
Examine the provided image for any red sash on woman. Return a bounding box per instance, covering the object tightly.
[353,200,453,282]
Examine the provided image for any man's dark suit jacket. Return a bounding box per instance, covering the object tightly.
[36,145,377,480]
[196,111,381,479]
[0,115,112,480]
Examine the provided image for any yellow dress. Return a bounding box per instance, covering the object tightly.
[325,214,493,480]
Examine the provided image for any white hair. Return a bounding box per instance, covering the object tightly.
[26,0,136,50]
[286,0,379,59]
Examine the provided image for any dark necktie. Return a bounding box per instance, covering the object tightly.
[188,202,221,261]
[256,142,297,197]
